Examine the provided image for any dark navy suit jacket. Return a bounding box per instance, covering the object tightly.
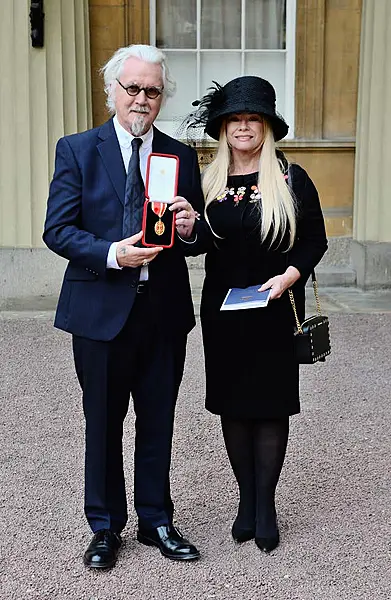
[43,119,204,341]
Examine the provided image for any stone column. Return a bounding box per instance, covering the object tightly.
[352,0,391,288]
[0,0,92,307]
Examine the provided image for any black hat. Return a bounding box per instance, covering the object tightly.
[188,76,289,142]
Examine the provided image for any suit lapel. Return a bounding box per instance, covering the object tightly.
[97,118,126,205]
[152,126,173,154]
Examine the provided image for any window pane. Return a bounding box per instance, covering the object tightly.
[246,0,286,49]
[245,52,286,115]
[201,52,241,94]
[201,0,241,49]
[156,0,196,49]
[158,52,197,120]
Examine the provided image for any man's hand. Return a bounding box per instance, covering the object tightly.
[169,196,198,240]
[116,231,163,268]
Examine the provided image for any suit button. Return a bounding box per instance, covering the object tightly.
[130,281,137,288]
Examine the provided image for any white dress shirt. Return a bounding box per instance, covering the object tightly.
[106,115,153,279]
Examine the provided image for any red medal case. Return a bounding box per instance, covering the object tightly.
[142,153,179,248]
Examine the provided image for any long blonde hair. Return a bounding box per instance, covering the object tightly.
[202,117,297,249]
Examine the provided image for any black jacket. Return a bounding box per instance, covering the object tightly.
[184,163,328,322]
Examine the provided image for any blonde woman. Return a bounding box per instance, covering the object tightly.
[175,76,328,553]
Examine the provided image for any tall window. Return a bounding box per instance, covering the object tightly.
[150,0,295,139]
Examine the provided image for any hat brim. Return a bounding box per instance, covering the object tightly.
[205,108,289,142]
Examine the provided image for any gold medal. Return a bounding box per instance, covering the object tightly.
[154,220,165,235]
[151,202,167,236]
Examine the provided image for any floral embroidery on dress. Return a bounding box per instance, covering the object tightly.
[249,185,261,203]
[217,187,235,202]
[216,185,259,206]
[233,186,246,205]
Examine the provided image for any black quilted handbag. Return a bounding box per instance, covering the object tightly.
[288,272,331,364]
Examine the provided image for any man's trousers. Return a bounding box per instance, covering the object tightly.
[72,288,187,533]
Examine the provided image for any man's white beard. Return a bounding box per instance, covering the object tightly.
[130,114,148,137]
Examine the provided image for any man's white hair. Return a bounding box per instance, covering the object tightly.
[101,44,176,114]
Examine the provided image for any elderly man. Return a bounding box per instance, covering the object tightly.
[43,44,204,569]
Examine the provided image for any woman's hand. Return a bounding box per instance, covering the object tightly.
[169,196,198,240]
[259,266,301,300]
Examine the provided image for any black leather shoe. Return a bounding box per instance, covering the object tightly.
[231,519,255,543]
[255,532,280,553]
[137,524,200,561]
[83,529,122,569]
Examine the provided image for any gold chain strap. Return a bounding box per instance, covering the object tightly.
[288,272,323,335]
[288,289,303,334]
[312,277,322,316]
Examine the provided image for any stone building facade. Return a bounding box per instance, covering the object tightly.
[0,0,390,308]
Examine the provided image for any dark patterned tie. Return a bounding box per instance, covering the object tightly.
[123,137,145,238]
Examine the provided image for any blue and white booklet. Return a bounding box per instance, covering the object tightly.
[220,285,272,311]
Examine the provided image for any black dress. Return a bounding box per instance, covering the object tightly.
[198,166,327,419]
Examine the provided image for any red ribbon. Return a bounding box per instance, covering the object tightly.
[151,202,167,218]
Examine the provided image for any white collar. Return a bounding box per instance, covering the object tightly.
[113,115,153,150]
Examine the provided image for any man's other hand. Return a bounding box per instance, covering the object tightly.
[116,231,163,268]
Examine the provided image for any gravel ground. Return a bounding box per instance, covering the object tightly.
[1,313,391,600]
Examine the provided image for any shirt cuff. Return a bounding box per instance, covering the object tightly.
[107,242,122,269]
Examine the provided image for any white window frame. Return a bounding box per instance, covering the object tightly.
[151,0,296,139]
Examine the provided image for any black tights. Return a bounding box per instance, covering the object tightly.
[221,416,289,538]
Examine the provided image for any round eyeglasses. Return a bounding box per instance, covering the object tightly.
[116,79,163,100]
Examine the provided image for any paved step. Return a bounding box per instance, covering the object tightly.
[188,265,357,290]
[315,266,356,287]
[187,258,357,288]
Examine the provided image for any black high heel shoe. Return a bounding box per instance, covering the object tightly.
[255,530,280,553]
[231,519,255,543]
[255,500,280,552]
